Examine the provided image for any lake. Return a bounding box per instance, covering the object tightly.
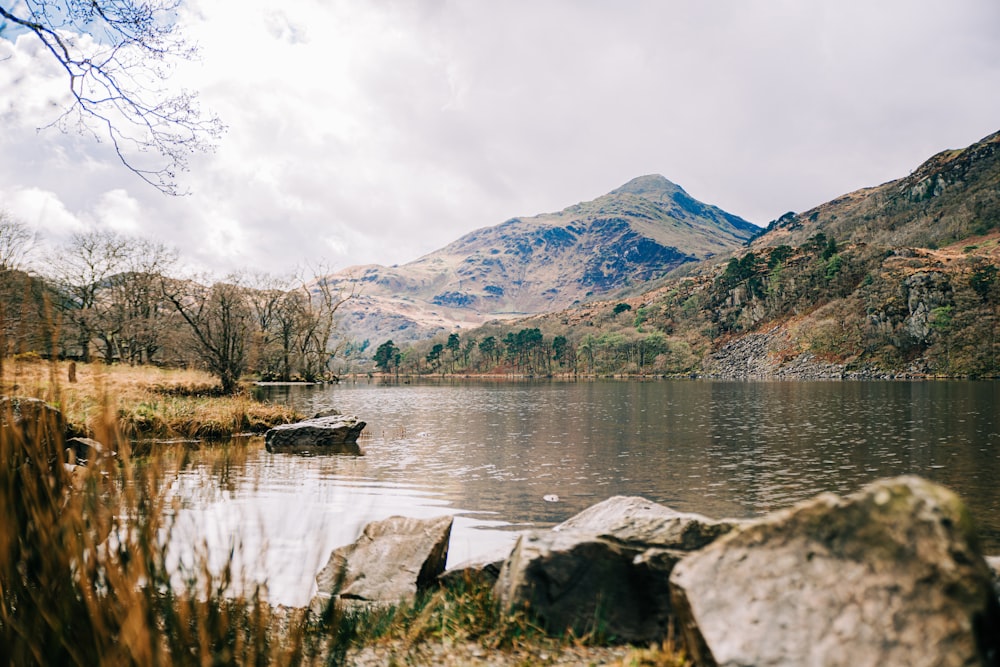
[171,379,1000,606]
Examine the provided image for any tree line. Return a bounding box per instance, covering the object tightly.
[0,213,351,392]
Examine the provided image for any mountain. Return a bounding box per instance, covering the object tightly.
[385,129,1000,379]
[332,175,758,345]
[754,130,1000,251]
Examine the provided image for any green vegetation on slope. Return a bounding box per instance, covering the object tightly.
[389,131,1000,379]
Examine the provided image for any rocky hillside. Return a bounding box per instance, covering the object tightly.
[332,175,757,345]
[755,130,1000,251]
[391,129,1000,378]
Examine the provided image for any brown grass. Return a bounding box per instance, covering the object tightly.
[1,358,302,440]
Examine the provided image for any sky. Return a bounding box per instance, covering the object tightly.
[2,0,999,278]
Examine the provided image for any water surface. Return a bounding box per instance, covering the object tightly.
[175,379,1000,605]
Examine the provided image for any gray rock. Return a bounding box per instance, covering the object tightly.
[494,528,687,642]
[310,514,453,614]
[264,415,365,453]
[1,396,69,464]
[988,556,1000,601]
[66,437,109,465]
[494,496,740,643]
[554,495,741,550]
[669,476,1000,667]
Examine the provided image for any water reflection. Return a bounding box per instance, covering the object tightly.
[262,379,999,540]
[175,379,1000,605]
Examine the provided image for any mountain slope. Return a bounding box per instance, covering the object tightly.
[386,129,1000,379]
[754,130,1000,251]
[333,175,757,344]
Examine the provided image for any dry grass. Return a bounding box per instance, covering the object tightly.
[0,398,313,666]
[0,358,302,441]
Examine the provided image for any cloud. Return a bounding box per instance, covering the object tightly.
[1,0,999,277]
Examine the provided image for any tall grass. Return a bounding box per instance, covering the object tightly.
[0,393,313,665]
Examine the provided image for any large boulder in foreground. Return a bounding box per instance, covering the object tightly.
[494,496,741,643]
[310,514,453,614]
[670,476,1000,667]
[264,415,365,453]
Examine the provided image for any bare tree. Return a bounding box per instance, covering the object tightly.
[163,275,252,394]
[292,267,355,381]
[0,0,224,194]
[244,272,292,380]
[0,212,35,272]
[0,212,51,360]
[105,238,178,364]
[46,230,131,362]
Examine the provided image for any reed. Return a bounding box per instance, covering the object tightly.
[0,394,313,665]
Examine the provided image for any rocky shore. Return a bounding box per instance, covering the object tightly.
[310,476,1000,666]
[701,327,934,379]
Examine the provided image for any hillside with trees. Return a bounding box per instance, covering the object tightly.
[388,130,1000,379]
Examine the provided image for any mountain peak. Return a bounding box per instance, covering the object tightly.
[610,174,685,201]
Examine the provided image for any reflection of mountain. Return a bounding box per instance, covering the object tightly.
[330,175,758,344]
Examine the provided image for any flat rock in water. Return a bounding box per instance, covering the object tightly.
[264,415,365,453]
[310,514,453,614]
[669,475,1000,667]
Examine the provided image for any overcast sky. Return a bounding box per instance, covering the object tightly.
[2,0,999,277]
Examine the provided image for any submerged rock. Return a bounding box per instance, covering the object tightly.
[264,415,365,453]
[669,475,1000,667]
[310,514,453,614]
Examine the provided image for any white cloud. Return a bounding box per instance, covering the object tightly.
[1,0,999,276]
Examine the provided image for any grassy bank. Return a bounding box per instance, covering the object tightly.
[0,358,302,440]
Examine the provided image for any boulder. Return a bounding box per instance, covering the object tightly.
[1,396,67,441]
[494,496,742,643]
[669,476,1000,667]
[264,415,366,453]
[554,495,740,549]
[310,514,453,614]
[495,529,686,642]
[1,396,69,466]
[988,556,1000,601]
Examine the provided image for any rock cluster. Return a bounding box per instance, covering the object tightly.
[702,329,849,379]
[310,477,1000,665]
